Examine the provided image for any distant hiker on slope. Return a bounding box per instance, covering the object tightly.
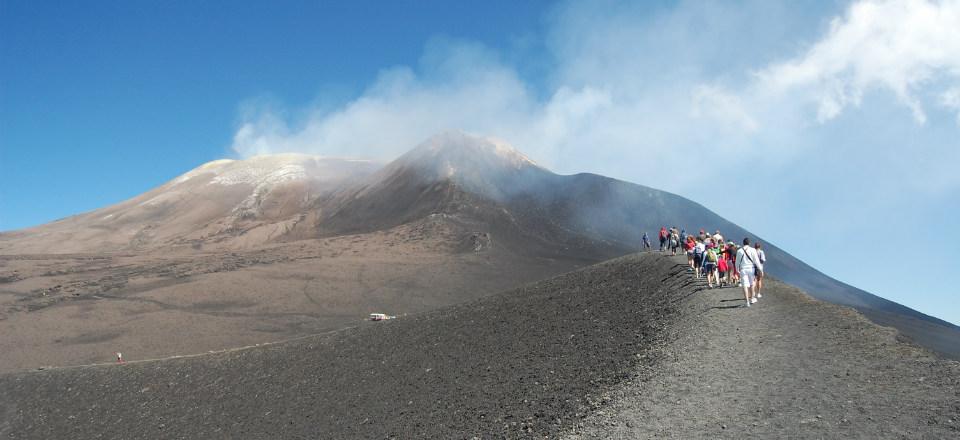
[693,238,706,278]
[755,242,767,295]
[685,235,696,270]
[736,238,764,307]
[642,232,651,251]
[717,250,729,287]
[659,226,668,252]
[703,245,720,288]
[724,242,738,287]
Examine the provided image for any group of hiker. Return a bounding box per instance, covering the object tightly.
[642,227,766,308]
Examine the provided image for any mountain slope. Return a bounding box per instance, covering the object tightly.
[311,131,960,356]
[0,130,956,358]
[0,155,379,253]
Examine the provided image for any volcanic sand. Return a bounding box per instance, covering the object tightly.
[2,253,957,438]
[0,253,681,438]
[566,256,960,439]
[0,221,590,374]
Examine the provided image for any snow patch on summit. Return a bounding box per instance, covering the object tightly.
[172,159,235,184]
[211,164,306,186]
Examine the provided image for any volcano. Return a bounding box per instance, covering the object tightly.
[0,131,956,373]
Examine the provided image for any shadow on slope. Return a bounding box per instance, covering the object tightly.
[0,254,690,439]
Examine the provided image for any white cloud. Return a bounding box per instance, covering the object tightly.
[755,0,960,124]
[228,0,959,193]
[942,86,960,125]
[231,40,536,160]
[691,85,759,133]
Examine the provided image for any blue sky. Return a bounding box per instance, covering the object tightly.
[2,1,958,325]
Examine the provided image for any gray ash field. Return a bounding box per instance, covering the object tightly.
[3,253,958,439]
[0,254,686,439]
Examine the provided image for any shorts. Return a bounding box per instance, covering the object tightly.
[693,255,703,267]
[703,263,716,272]
[740,270,756,288]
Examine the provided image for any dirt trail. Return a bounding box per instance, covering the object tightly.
[566,255,960,439]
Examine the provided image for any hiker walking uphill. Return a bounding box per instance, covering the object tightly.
[703,245,720,288]
[669,228,680,255]
[724,242,738,287]
[692,238,706,278]
[659,227,669,252]
[755,242,767,295]
[642,232,651,251]
[684,236,696,270]
[736,238,764,307]
[664,225,773,309]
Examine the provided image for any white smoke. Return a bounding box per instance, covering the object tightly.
[227,0,960,325]
[232,0,960,186]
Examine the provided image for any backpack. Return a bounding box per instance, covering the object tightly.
[706,249,717,263]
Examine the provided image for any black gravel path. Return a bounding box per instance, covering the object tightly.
[566,256,960,439]
[0,254,690,439]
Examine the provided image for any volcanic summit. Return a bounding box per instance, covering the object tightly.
[0,132,958,438]
[0,131,957,375]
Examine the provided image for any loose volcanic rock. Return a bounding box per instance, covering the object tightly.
[0,254,685,439]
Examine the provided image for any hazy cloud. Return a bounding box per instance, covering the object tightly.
[754,0,960,124]
[942,86,960,125]
[691,85,759,133]
[231,40,536,160]
[229,0,960,193]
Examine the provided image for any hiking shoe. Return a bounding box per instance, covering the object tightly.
[757,293,762,298]
[751,297,758,304]
[745,301,751,307]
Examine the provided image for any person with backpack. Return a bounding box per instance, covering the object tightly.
[755,242,767,296]
[659,226,668,252]
[670,230,680,255]
[735,238,764,307]
[693,238,706,278]
[641,232,651,251]
[724,242,738,286]
[703,245,720,288]
[717,252,729,287]
[685,235,696,270]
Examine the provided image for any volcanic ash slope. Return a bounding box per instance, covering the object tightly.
[3,253,682,439]
[3,253,958,439]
